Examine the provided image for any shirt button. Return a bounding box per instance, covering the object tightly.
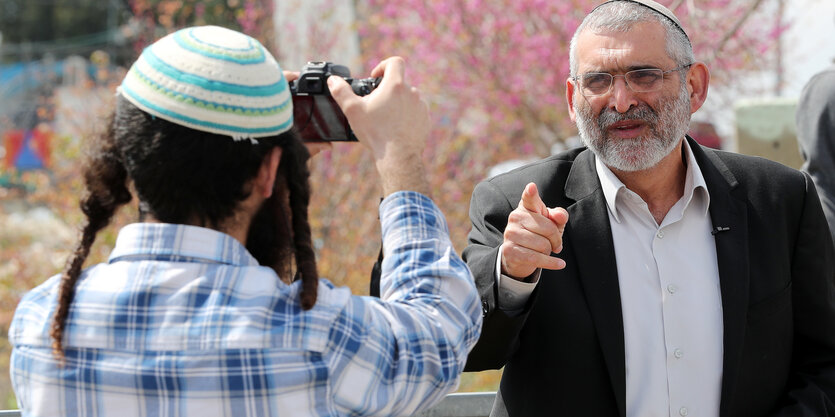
[667,284,677,294]
[656,231,664,239]
[679,407,689,416]
[674,348,684,359]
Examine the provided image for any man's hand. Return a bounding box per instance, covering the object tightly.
[501,182,568,280]
[327,57,431,196]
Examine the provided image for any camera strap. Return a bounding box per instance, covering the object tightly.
[369,196,384,298]
[369,245,383,297]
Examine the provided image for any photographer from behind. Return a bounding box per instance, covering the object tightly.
[9,26,481,417]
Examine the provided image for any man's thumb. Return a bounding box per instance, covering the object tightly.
[547,207,569,232]
[327,76,358,111]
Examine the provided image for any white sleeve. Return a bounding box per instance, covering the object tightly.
[495,243,540,312]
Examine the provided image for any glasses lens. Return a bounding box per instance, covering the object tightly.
[581,73,612,95]
[625,69,664,92]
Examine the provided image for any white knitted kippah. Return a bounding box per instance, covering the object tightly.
[118,25,293,140]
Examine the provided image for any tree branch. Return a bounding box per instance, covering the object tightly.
[705,0,768,65]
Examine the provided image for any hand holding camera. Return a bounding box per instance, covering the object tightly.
[327,57,431,196]
[290,62,381,142]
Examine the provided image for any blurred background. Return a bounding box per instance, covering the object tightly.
[1,0,834,408]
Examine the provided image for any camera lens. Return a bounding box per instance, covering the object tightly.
[351,77,381,96]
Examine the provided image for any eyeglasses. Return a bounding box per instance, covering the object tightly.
[572,64,692,96]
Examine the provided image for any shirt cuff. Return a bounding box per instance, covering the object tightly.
[495,244,540,311]
[379,191,448,249]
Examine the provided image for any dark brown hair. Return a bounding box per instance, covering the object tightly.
[50,96,318,360]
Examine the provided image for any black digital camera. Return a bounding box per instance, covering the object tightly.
[290,62,381,142]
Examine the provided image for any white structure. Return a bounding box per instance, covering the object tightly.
[273,0,362,74]
[782,0,835,97]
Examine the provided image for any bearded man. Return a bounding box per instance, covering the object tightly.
[462,1,835,416]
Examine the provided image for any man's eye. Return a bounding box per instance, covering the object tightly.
[583,74,610,88]
[629,71,662,86]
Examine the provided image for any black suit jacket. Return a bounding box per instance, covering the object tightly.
[463,138,835,416]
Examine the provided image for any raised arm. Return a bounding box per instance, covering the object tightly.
[325,56,482,415]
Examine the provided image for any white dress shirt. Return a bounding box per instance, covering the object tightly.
[497,141,723,417]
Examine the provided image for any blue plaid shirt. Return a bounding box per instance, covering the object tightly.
[10,191,481,417]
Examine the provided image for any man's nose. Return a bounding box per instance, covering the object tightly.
[608,76,637,113]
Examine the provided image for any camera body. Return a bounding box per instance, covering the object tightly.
[290,62,381,142]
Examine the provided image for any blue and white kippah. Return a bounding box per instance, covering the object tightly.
[118,25,293,140]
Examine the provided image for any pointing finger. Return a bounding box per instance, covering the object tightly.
[518,182,547,216]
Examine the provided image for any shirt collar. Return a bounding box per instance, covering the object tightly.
[108,223,260,266]
[595,139,710,223]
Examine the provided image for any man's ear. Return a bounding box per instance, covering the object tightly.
[257,147,282,198]
[686,62,710,114]
[566,78,578,123]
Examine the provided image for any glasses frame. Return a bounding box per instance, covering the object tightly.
[572,64,693,97]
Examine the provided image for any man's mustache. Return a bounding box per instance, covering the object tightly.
[597,105,659,131]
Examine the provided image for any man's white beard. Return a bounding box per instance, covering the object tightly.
[574,83,691,172]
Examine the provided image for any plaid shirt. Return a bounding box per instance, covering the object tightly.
[10,191,481,417]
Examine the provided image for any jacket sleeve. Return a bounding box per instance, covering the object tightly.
[771,172,835,416]
[795,67,835,247]
[462,180,538,371]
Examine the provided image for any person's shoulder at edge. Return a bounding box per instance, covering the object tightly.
[807,64,835,84]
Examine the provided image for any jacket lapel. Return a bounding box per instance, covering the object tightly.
[564,150,627,417]
[688,139,750,417]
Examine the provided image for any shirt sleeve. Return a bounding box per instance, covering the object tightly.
[327,191,482,416]
[495,244,539,312]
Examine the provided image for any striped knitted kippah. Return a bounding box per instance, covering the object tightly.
[118,25,293,140]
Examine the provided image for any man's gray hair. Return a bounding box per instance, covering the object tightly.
[568,1,695,77]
